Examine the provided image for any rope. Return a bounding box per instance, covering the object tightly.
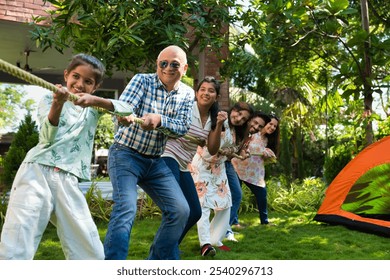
[0,58,130,116]
[0,58,245,158]
[132,117,244,158]
[132,117,205,146]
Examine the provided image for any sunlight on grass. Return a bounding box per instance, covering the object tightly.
[373,250,390,258]
[35,236,63,260]
[34,211,389,260]
[298,236,329,246]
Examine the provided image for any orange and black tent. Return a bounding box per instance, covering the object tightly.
[314,136,390,237]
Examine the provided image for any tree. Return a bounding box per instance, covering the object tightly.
[222,0,390,179]
[94,114,115,152]
[227,0,390,145]
[0,85,35,131]
[32,0,242,77]
[2,114,39,188]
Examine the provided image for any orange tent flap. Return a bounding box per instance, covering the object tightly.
[319,136,390,213]
[315,136,390,237]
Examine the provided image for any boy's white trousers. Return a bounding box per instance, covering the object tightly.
[0,163,104,260]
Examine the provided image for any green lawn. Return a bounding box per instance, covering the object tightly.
[34,210,390,260]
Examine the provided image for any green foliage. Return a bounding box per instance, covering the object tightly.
[0,84,34,131]
[239,174,327,218]
[0,156,4,191]
[301,136,326,178]
[0,192,8,229]
[280,126,294,171]
[31,0,241,75]
[375,115,390,140]
[85,182,113,223]
[94,114,115,150]
[225,0,390,167]
[84,174,329,222]
[137,194,162,219]
[238,182,256,214]
[84,180,162,222]
[1,114,39,188]
[323,142,354,184]
[267,176,327,214]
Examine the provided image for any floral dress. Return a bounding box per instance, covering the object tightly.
[232,132,276,187]
[190,120,237,210]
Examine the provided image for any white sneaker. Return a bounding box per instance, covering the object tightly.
[226,232,238,242]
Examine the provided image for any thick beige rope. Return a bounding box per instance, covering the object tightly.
[0,58,131,116]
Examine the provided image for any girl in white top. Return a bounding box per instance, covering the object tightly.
[162,76,225,258]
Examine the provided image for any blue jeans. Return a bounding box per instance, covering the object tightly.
[104,143,190,260]
[225,161,242,227]
[162,157,201,258]
[244,181,268,224]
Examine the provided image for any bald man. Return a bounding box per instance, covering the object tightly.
[104,45,194,260]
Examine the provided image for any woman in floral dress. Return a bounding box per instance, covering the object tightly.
[190,102,253,256]
[232,113,280,227]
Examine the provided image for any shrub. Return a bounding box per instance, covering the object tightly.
[238,183,257,214]
[137,194,162,219]
[0,192,8,230]
[267,175,327,213]
[85,180,161,221]
[0,156,4,192]
[83,176,328,222]
[85,182,113,222]
[323,143,354,184]
[1,114,38,188]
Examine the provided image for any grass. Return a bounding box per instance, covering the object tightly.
[33,210,390,260]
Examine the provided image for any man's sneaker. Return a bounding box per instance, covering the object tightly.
[201,244,216,256]
[226,232,238,242]
[218,244,231,251]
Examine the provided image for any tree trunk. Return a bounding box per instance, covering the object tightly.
[361,0,374,145]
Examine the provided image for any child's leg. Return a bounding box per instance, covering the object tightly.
[0,163,53,259]
[52,170,104,260]
[209,207,230,246]
[197,206,212,247]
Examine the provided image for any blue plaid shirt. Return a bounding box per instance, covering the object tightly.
[114,73,194,156]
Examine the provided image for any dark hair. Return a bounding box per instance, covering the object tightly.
[196,76,221,130]
[264,114,280,156]
[66,53,106,85]
[228,101,254,144]
[252,111,270,124]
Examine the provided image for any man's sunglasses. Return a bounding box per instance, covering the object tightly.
[159,60,181,69]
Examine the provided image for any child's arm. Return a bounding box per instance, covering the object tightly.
[207,111,228,155]
[48,85,69,126]
[73,93,115,111]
